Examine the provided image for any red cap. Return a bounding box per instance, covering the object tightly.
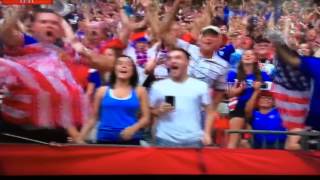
[99,39,126,53]
[259,90,274,98]
[130,32,147,42]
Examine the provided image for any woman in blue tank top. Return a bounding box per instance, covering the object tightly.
[77,55,150,145]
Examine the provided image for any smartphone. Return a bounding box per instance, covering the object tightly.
[165,96,175,107]
[260,82,272,90]
[260,83,268,89]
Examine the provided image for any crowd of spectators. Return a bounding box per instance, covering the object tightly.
[0,0,319,150]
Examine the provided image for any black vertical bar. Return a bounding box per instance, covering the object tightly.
[262,134,267,149]
[224,130,229,148]
[275,136,280,149]
[301,135,309,151]
[251,133,255,148]
[305,136,310,150]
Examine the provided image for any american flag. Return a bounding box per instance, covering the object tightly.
[272,57,312,129]
[228,97,238,112]
[0,44,89,129]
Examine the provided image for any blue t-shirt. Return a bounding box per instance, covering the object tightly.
[252,108,287,146]
[300,56,320,130]
[227,71,271,108]
[88,71,102,90]
[23,34,38,45]
[217,44,235,63]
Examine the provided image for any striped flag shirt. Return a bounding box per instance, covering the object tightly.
[0,44,89,129]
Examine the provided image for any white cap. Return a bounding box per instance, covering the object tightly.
[201,25,221,35]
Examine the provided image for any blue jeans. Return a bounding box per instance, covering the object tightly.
[155,137,203,148]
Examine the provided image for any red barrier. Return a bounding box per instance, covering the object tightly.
[0,144,319,175]
[0,144,202,175]
[202,148,320,175]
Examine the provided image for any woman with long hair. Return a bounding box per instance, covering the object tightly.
[77,55,150,145]
[86,47,123,100]
[226,50,271,149]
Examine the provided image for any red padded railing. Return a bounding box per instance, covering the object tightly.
[0,144,319,175]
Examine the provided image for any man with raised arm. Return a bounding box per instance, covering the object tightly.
[266,30,319,150]
[0,7,115,143]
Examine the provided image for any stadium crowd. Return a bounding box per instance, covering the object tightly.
[0,0,319,150]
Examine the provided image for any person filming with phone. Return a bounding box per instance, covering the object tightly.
[226,49,272,149]
[245,81,287,149]
[149,48,214,148]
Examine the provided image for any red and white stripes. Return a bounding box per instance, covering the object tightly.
[272,83,311,129]
[0,48,89,129]
[228,97,238,112]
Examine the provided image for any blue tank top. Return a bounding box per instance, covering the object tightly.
[97,88,142,142]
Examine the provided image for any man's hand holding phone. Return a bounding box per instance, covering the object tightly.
[158,103,174,116]
[158,96,175,116]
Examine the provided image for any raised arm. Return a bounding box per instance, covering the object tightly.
[156,0,182,48]
[0,6,25,48]
[275,43,300,67]
[115,0,132,46]
[190,0,216,39]
[244,81,261,120]
[142,0,161,40]
[267,12,275,30]
[63,19,116,72]
[118,12,131,47]
[265,24,301,68]
[158,0,182,34]
[79,44,117,72]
